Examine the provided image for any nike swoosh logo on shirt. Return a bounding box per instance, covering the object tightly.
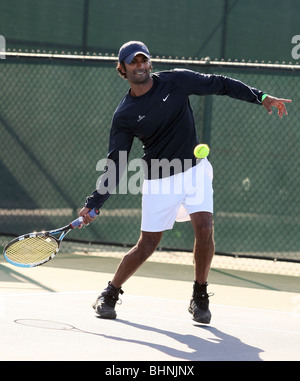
[163,94,170,102]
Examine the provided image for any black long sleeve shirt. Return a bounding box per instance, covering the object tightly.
[85,69,264,209]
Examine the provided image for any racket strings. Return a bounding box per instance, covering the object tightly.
[5,236,59,265]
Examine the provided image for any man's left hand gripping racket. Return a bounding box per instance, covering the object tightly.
[3,208,99,268]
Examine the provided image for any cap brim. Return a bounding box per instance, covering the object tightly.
[123,51,150,64]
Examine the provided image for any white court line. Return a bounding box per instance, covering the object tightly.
[1,290,300,336]
[1,289,299,315]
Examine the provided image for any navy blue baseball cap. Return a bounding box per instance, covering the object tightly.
[118,41,150,64]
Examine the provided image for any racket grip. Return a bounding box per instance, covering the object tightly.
[70,208,100,228]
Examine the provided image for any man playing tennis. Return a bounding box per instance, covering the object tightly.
[79,41,291,323]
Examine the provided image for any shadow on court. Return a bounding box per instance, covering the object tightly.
[99,318,262,361]
[14,317,262,361]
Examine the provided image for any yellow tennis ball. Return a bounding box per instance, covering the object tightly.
[193,144,210,159]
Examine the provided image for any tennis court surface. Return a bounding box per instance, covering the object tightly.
[0,253,299,362]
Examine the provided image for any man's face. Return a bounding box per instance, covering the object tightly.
[124,54,152,85]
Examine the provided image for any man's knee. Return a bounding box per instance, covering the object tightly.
[137,231,163,255]
[191,212,214,241]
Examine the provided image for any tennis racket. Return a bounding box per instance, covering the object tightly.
[3,208,99,268]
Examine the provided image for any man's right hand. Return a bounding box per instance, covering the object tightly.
[78,207,98,228]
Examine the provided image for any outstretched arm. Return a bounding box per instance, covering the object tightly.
[262,95,292,118]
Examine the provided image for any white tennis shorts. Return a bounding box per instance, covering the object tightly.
[141,158,213,232]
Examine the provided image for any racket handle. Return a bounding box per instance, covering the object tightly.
[70,208,100,228]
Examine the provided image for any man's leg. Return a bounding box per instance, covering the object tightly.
[188,211,214,323]
[93,231,163,319]
[111,231,163,288]
[190,211,214,284]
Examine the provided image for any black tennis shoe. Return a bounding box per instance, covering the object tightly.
[93,282,124,319]
[188,281,212,324]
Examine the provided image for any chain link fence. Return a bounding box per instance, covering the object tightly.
[0,52,299,264]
